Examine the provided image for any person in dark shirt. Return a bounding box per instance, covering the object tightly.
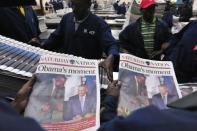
[119,0,171,60]
[113,1,120,12]
[162,0,174,29]
[165,20,197,83]
[43,0,118,59]
[178,0,192,22]
[117,2,126,15]
[43,0,119,80]
[0,6,41,46]
[93,1,98,10]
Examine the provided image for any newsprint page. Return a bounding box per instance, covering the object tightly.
[118,54,182,116]
[25,55,100,131]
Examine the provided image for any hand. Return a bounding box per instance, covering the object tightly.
[41,104,50,112]
[84,113,95,118]
[56,103,63,112]
[150,50,163,59]
[28,37,41,47]
[72,115,83,120]
[161,42,170,50]
[150,42,170,59]
[130,97,138,104]
[11,75,36,114]
[117,106,129,116]
[99,54,114,82]
[107,80,121,97]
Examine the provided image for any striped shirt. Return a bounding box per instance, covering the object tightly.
[141,17,156,57]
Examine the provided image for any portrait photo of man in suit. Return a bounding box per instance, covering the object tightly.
[151,84,179,109]
[64,84,96,121]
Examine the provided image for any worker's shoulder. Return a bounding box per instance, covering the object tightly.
[61,12,74,21]
[89,13,108,25]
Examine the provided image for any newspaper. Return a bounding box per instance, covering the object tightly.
[24,55,100,131]
[118,54,182,116]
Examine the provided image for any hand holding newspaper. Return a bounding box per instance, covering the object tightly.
[117,54,182,116]
[24,54,100,131]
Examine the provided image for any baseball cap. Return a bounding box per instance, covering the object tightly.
[140,0,156,9]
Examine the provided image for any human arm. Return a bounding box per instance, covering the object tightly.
[11,75,36,114]
[99,21,119,81]
[42,16,66,51]
[100,81,121,123]
[119,25,135,54]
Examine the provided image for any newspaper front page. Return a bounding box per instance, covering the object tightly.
[24,55,100,131]
[118,54,182,116]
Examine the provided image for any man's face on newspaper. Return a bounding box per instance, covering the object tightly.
[121,77,132,94]
[159,85,168,95]
[78,85,88,97]
[136,75,145,85]
[55,76,66,87]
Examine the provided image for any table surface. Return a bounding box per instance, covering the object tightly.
[111,30,121,40]
[96,14,125,19]
[105,19,125,26]
[45,19,61,24]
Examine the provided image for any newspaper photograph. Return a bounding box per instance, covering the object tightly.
[118,54,182,116]
[24,55,100,131]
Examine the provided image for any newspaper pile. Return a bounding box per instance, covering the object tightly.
[25,54,100,131]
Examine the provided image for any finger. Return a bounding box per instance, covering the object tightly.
[98,60,105,68]
[117,81,121,85]
[106,67,113,82]
[16,75,36,100]
[112,80,118,85]
[12,99,28,114]
[117,81,122,89]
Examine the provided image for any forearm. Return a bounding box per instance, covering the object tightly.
[100,96,119,123]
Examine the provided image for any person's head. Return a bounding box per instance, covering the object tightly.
[119,71,134,94]
[71,0,91,20]
[78,84,88,97]
[54,75,67,88]
[136,74,145,85]
[182,0,189,4]
[158,84,168,95]
[140,0,156,23]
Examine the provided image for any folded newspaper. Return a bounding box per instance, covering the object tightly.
[24,55,100,131]
[118,54,182,116]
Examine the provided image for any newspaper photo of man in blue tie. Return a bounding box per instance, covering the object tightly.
[151,84,179,109]
[64,84,96,121]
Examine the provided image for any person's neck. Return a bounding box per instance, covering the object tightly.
[161,93,168,96]
[75,11,90,22]
[80,95,86,98]
[143,17,155,24]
